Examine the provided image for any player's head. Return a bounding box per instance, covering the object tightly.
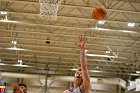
[18,83,27,93]
[74,68,83,86]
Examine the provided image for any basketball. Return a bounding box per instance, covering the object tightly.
[92,6,107,21]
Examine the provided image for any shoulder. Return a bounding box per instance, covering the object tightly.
[63,90,69,93]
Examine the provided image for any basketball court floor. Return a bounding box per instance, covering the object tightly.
[0,0,140,93]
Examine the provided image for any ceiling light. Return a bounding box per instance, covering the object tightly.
[0,15,17,23]
[96,66,99,69]
[70,68,77,71]
[106,51,110,54]
[6,47,27,51]
[130,73,140,76]
[11,40,17,45]
[128,23,135,27]
[0,19,17,23]
[85,50,118,58]
[0,63,7,65]
[98,20,106,24]
[13,64,32,67]
[0,11,7,15]
[86,53,118,58]
[91,27,137,33]
[18,59,22,63]
[136,71,140,74]
[89,70,102,73]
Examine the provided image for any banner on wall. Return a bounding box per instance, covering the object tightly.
[0,82,6,93]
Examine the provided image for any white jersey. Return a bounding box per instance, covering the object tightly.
[68,87,82,93]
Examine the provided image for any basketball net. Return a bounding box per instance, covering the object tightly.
[39,0,63,21]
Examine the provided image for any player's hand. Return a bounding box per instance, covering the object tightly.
[75,35,87,50]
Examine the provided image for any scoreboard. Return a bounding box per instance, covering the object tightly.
[0,82,6,93]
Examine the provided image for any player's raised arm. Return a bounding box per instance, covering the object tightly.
[76,35,91,93]
[62,35,91,93]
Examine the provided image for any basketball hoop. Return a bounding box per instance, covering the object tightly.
[39,0,63,21]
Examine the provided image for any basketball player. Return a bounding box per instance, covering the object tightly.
[13,83,27,93]
[63,36,91,93]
